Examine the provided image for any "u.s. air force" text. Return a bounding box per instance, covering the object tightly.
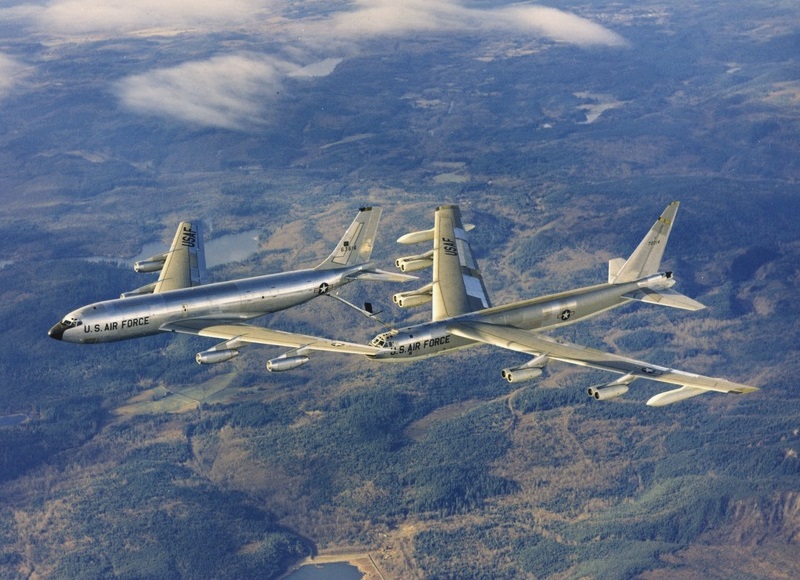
[84,316,150,333]
[390,334,450,356]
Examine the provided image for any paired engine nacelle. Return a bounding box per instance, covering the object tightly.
[501,366,543,383]
[587,373,636,401]
[587,384,629,400]
[395,250,434,272]
[393,283,433,308]
[134,253,168,273]
[196,349,240,365]
[500,355,548,383]
[267,355,309,372]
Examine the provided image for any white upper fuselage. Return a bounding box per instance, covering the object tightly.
[51,266,364,344]
[368,273,673,361]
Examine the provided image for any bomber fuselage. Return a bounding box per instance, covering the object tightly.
[49,266,363,344]
[369,273,671,361]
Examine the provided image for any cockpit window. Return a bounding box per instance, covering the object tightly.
[371,330,397,348]
[61,317,82,328]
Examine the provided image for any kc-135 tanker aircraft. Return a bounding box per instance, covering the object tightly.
[48,207,414,368]
[50,202,759,406]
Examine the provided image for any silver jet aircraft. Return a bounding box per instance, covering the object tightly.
[48,207,414,369]
[188,202,759,406]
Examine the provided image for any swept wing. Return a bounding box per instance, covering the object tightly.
[395,204,490,320]
[166,321,380,356]
[448,321,758,405]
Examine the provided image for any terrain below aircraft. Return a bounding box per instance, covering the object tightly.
[48,207,414,369]
[187,202,759,406]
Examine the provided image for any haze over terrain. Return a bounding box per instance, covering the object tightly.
[1,0,798,577]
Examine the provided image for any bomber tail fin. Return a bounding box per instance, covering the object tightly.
[610,201,679,284]
[610,201,705,311]
[316,207,381,270]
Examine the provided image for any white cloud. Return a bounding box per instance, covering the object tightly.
[116,54,342,130]
[494,5,629,47]
[117,54,291,130]
[323,0,628,47]
[32,0,266,36]
[19,0,626,48]
[24,0,626,128]
[0,54,31,98]
[288,58,343,78]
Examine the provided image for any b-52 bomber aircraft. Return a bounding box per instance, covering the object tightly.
[187,202,759,406]
[48,207,414,369]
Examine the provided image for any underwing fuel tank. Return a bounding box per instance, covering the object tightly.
[646,386,707,406]
[267,355,309,372]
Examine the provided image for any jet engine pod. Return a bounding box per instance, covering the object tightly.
[393,292,433,308]
[501,366,543,383]
[587,384,629,400]
[396,257,434,272]
[393,283,433,308]
[196,349,240,365]
[267,355,309,372]
[395,250,434,272]
[134,253,168,273]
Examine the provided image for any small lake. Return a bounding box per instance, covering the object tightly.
[0,413,29,427]
[204,230,261,267]
[284,562,363,580]
[133,229,261,268]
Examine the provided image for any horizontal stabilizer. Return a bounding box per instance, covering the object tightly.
[622,287,706,311]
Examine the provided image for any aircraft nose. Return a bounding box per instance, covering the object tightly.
[48,322,66,340]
